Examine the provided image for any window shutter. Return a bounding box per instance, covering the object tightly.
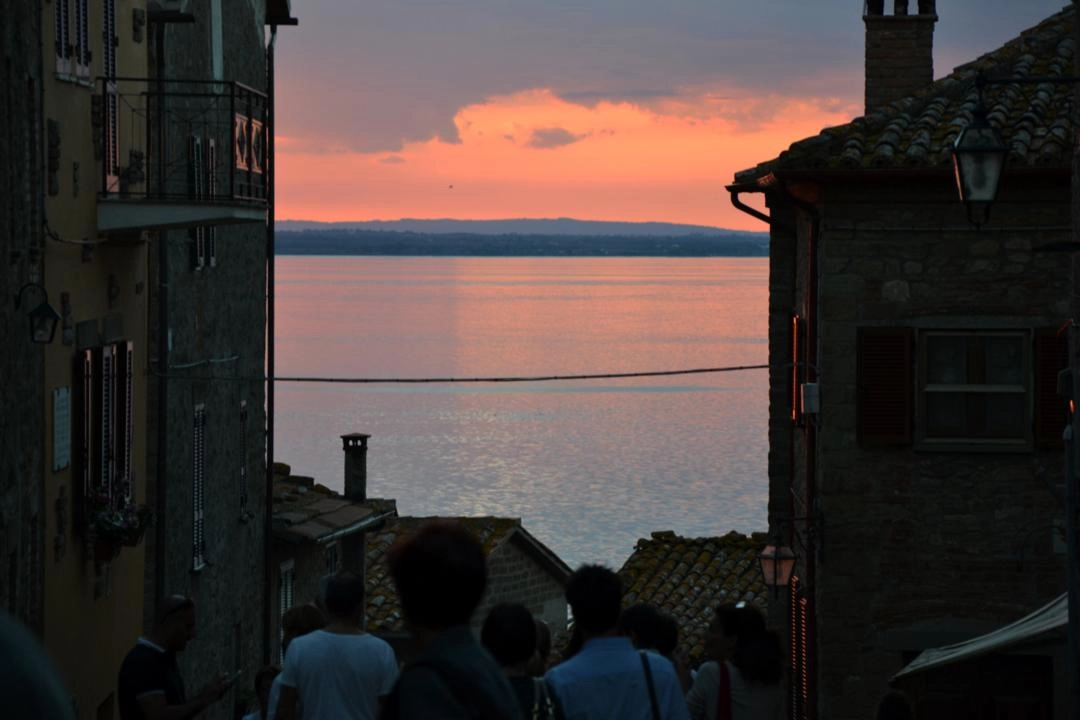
[97,344,117,499]
[75,349,95,524]
[103,0,118,176]
[239,401,248,513]
[207,137,217,267]
[791,315,805,423]
[188,136,206,269]
[193,405,206,570]
[857,327,913,446]
[1034,328,1069,449]
[75,0,90,75]
[115,341,134,501]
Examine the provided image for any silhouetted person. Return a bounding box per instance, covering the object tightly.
[0,612,75,720]
[381,520,521,720]
[686,604,783,720]
[482,603,559,719]
[619,605,690,692]
[265,603,325,720]
[278,573,397,720]
[531,618,553,674]
[117,595,233,720]
[242,665,279,720]
[545,565,689,720]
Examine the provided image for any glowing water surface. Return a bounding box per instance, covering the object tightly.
[275,256,768,569]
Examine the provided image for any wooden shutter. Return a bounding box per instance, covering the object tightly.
[1034,328,1069,449]
[96,344,117,499]
[115,341,134,501]
[857,327,913,446]
[55,0,71,72]
[75,0,90,77]
[189,136,206,269]
[74,349,95,527]
[103,0,118,176]
[207,137,217,267]
[792,315,806,423]
[193,405,206,569]
[239,401,248,513]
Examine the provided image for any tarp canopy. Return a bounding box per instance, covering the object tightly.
[892,593,1068,680]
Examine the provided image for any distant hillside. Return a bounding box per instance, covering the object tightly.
[277,218,753,237]
[275,229,768,257]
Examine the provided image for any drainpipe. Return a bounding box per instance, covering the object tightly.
[263,24,278,666]
[729,179,821,719]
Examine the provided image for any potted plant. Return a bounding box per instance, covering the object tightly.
[88,489,153,562]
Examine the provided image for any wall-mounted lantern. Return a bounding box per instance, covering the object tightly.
[758,543,797,592]
[14,283,61,344]
[951,105,1007,228]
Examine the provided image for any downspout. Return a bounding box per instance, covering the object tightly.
[263,24,278,666]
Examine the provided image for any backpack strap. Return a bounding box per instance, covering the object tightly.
[640,651,661,720]
[716,661,733,720]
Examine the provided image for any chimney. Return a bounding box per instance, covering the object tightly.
[341,433,370,502]
[864,0,938,114]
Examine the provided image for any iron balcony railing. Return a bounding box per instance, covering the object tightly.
[97,77,268,204]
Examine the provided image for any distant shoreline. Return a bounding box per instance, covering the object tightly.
[276,229,769,258]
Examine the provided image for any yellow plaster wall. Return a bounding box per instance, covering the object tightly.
[42,2,150,717]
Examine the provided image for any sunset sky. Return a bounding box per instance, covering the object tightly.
[274,1,1067,230]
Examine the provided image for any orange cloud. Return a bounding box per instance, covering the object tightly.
[276,87,858,231]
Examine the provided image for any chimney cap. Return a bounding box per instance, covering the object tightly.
[341,432,371,440]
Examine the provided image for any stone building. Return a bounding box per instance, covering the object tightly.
[728,3,1073,718]
[271,434,397,662]
[138,1,294,717]
[617,530,768,667]
[365,515,572,660]
[35,0,154,716]
[1,0,46,634]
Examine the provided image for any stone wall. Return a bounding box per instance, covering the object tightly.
[143,3,269,718]
[475,537,568,633]
[0,0,44,633]
[770,177,1071,720]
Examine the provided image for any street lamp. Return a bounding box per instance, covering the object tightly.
[951,105,1007,228]
[758,543,797,593]
[13,283,60,344]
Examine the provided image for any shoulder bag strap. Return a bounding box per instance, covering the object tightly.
[639,651,661,720]
[716,661,733,720]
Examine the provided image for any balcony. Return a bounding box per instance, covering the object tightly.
[96,78,269,233]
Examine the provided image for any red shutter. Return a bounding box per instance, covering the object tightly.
[1034,328,1069,449]
[857,327,913,446]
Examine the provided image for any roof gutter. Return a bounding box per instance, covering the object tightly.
[272,508,397,546]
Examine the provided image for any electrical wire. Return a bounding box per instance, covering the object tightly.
[150,362,770,383]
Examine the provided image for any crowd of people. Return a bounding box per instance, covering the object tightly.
[104,519,912,720]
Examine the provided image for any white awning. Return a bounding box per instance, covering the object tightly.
[892,593,1068,680]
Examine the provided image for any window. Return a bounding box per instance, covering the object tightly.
[325,542,339,576]
[279,560,295,661]
[238,401,249,518]
[193,404,206,571]
[856,327,1067,450]
[103,0,119,177]
[919,331,1030,446]
[188,136,217,269]
[75,342,136,519]
[54,0,71,74]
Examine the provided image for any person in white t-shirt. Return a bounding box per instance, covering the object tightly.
[276,572,398,720]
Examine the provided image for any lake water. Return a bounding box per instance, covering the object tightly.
[274,256,769,569]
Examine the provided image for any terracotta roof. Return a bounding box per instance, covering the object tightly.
[365,516,572,634]
[617,530,769,667]
[735,6,1075,181]
[271,463,396,545]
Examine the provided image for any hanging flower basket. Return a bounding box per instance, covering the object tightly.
[88,489,154,549]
